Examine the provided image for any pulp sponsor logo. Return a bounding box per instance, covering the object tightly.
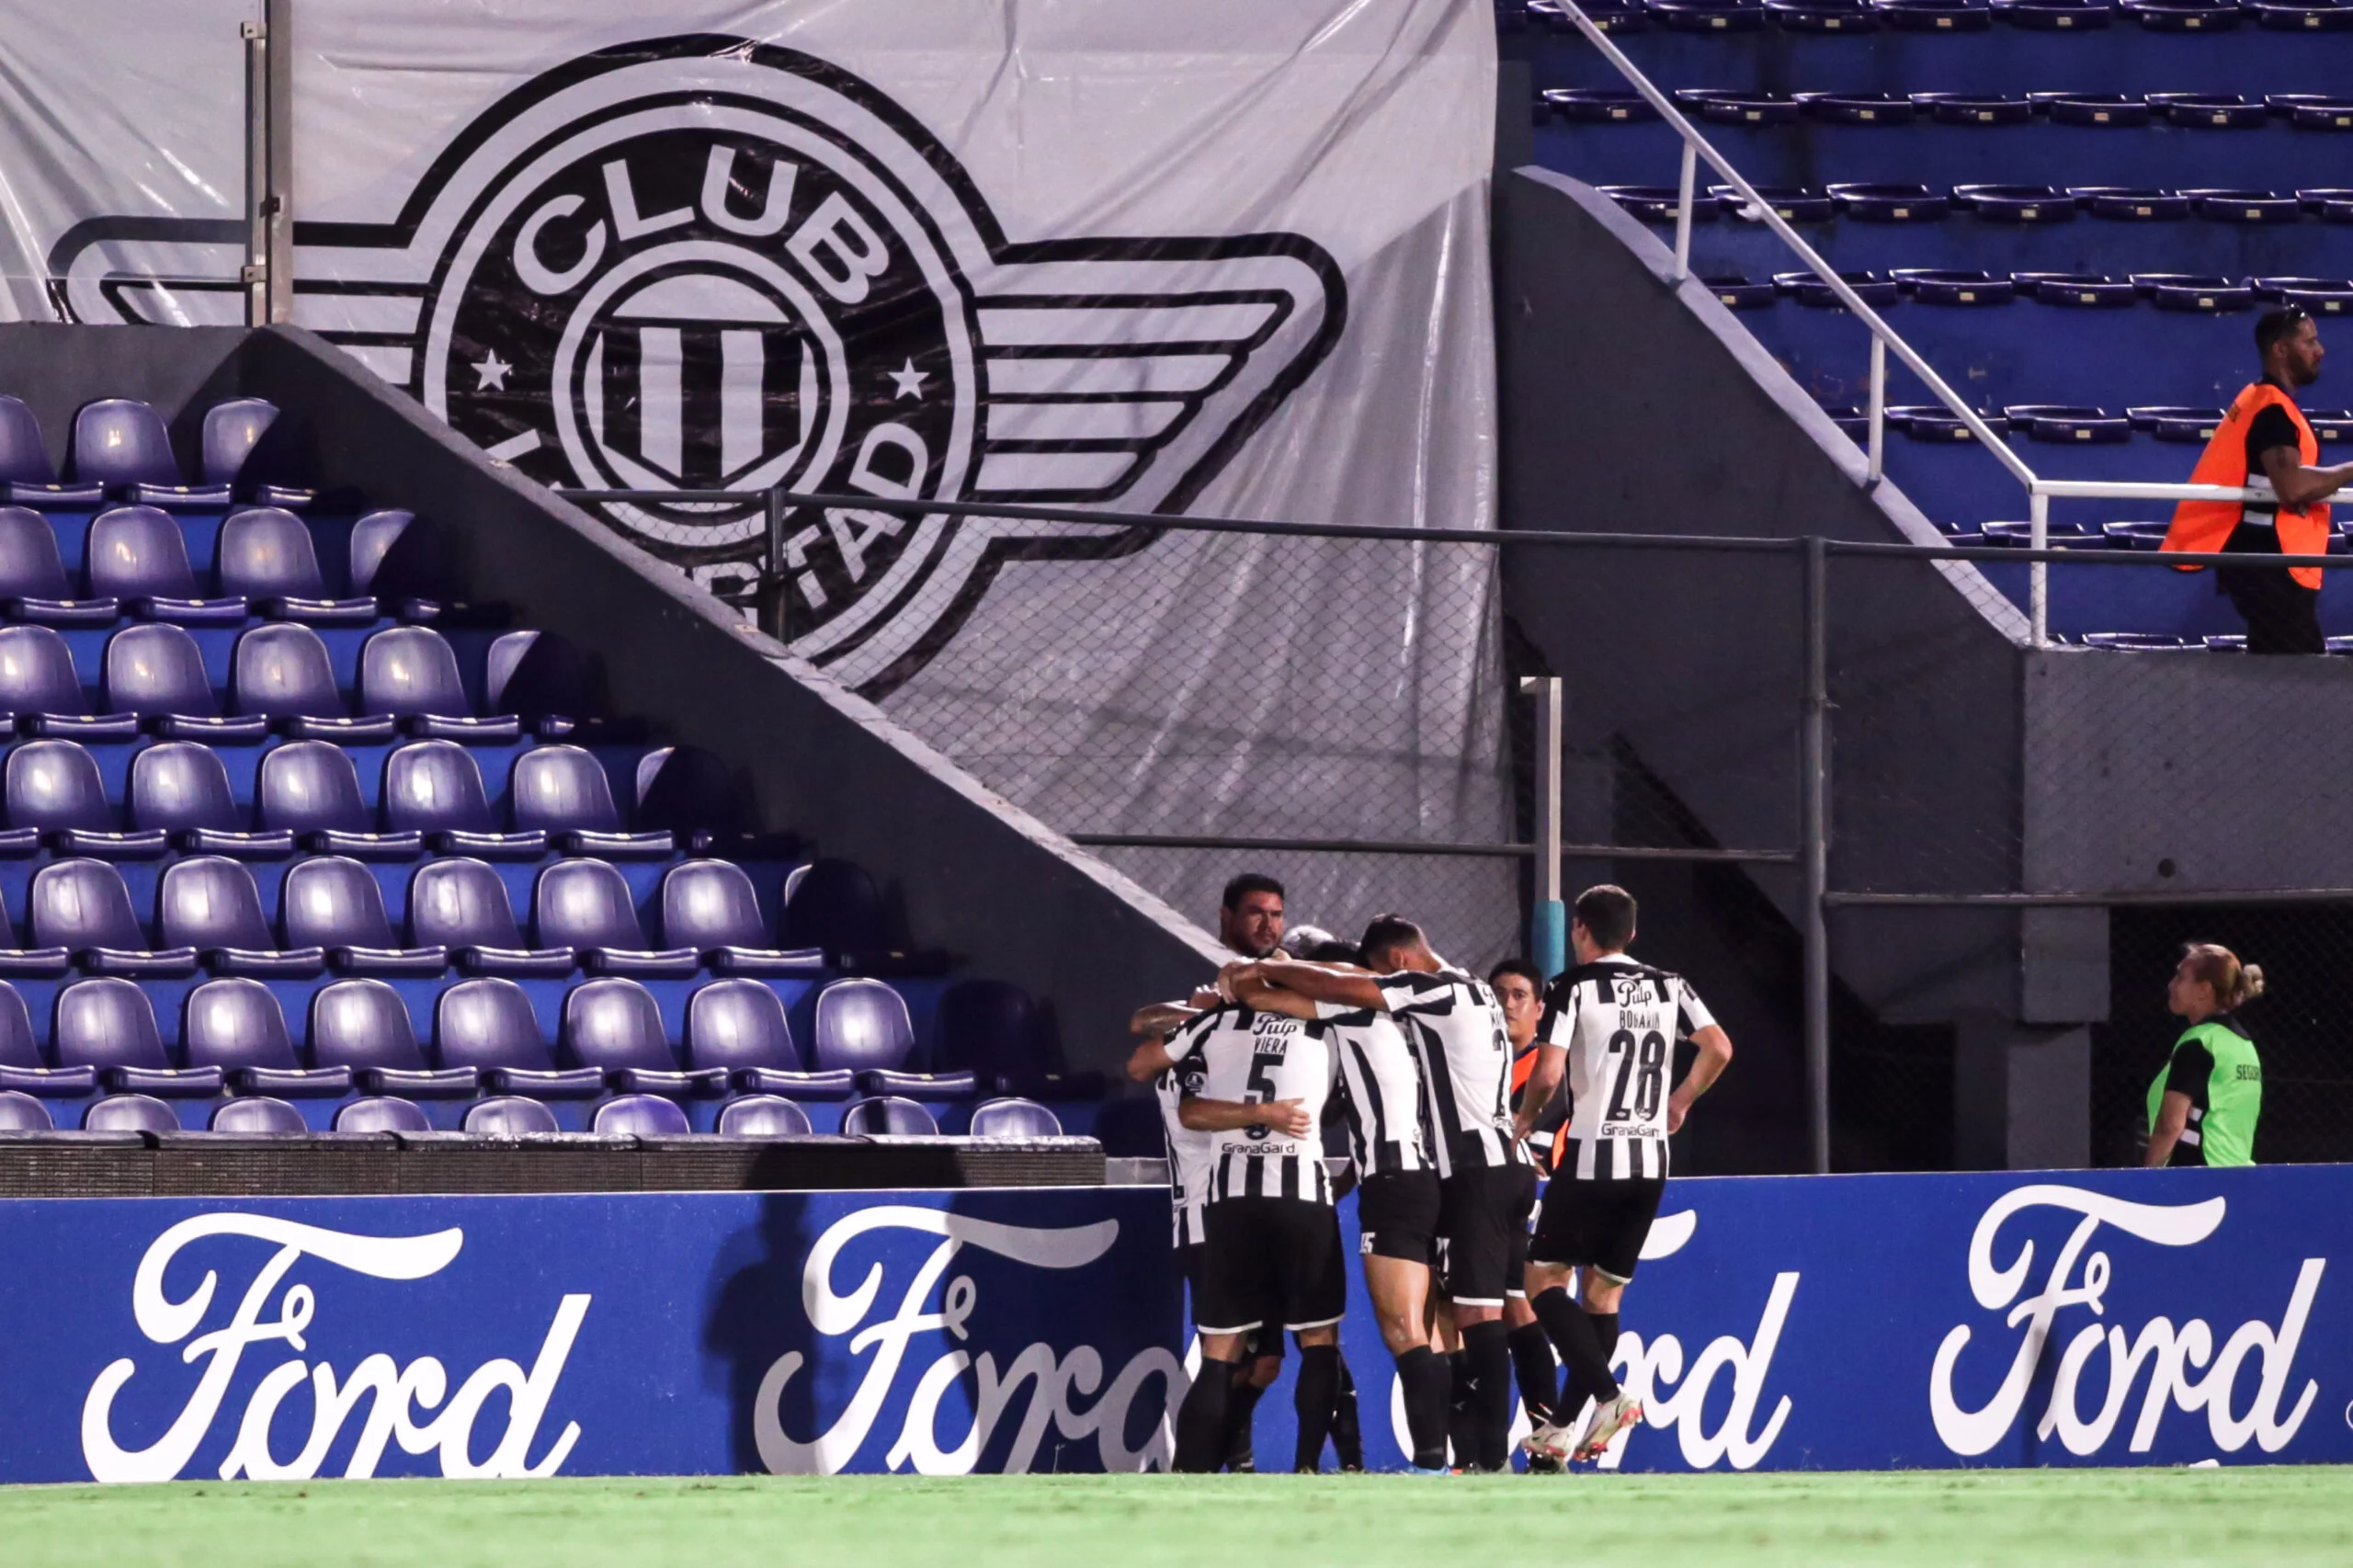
[1930,1185,2323,1459]
[81,1214,586,1483]
[751,1206,1185,1473]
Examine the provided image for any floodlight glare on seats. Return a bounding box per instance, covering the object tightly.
[258,742,423,858]
[130,742,292,856]
[0,506,114,622]
[186,977,347,1095]
[85,506,244,622]
[383,741,544,857]
[839,1095,939,1137]
[409,858,572,976]
[7,740,165,856]
[969,1096,1064,1139]
[687,978,859,1099]
[280,855,447,973]
[217,507,371,621]
[73,399,231,506]
[162,857,324,976]
[0,396,102,505]
[461,1095,562,1136]
[563,977,724,1096]
[592,1092,692,1136]
[510,744,672,858]
[0,626,135,740]
[31,859,197,975]
[84,1094,179,1134]
[311,979,475,1097]
[662,859,822,974]
[361,626,519,742]
[209,1096,309,1135]
[55,978,218,1094]
[715,1094,813,1137]
[0,1088,52,1131]
[334,1095,430,1132]
[0,980,94,1096]
[436,977,602,1097]
[534,859,697,976]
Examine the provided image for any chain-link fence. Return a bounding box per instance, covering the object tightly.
[562,486,2353,1174]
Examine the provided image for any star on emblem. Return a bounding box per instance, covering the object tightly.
[472,351,513,392]
[888,359,927,401]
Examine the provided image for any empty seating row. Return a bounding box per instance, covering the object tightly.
[0,505,441,627]
[0,620,539,742]
[1556,88,2353,126]
[0,853,924,978]
[0,738,710,862]
[0,971,1052,1102]
[1606,183,2353,227]
[0,1086,1064,1140]
[0,395,306,509]
[1525,0,2353,33]
[1818,402,2341,440]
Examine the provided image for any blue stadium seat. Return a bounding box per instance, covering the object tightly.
[382,741,544,858]
[510,744,672,858]
[162,857,324,976]
[310,978,475,1097]
[662,859,822,974]
[334,1094,430,1132]
[84,1094,178,1133]
[108,625,270,744]
[593,1092,691,1135]
[815,977,974,1097]
[563,977,724,1096]
[280,855,447,974]
[461,1095,561,1135]
[687,977,853,1098]
[361,626,519,744]
[128,743,288,857]
[348,509,450,611]
[715,1094,813,1137]
[436,977,601,1098]
[185,977,347,1096]
[216,507,372,622]
[55,978,219,1095]
[72,400,231,507]
[0,627,136,742]
[534,859,697,977]
[409,858,573,977]
[8,741,167,857]
[201,400,313,509]
[0,396,101,505]
[634,745,737,853]
[257,742,423,858]
[969,1096,1064,1139]
[0,981,94,1096]
[233,624,395,743]
[0,1088,52,1131]
[85,506,244,623]
[840,1095,939,1137]
[782,858,948,975]
[0,506,115,623]
[486,630,590,738]
[208,1096,308,1135]
[32,859,196,975]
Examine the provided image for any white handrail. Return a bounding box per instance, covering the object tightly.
[1553,0,2271,646]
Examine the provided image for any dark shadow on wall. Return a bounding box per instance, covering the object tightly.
[702,1191,818,1474]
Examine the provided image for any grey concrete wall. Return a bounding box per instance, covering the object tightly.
[0,323,1227,1081]
[1495,166,2029,1025]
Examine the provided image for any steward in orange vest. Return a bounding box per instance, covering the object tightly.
[2160,308,2353,653]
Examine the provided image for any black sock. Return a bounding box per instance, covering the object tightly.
[1329,1354,1363,1471]
[1589,1311,1620,1366]
[1446,1350,1475,1468]
[1394,1346,1452,1469]
[1222,1375,1267,1472]
[1462,1322,1514,1472]
[1507,1322,1560,1427]
[1175,1357,1235,1472]
[1532,1286,1620,1405]
[1290,1346,1342,1472]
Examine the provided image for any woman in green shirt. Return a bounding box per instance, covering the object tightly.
[2146,943,2265,1168]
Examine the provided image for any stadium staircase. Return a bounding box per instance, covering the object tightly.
[1509,0,2353,642]
[1495,0,2353,1167]
[0,324,1216,1148]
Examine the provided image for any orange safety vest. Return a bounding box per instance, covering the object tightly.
[2161,381,2329,590]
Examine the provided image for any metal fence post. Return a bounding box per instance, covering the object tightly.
[762,486,790,643]
[1670,141,1697,285]
[242,0,295,327]
[1802,536,1831,1175]
[2028,488,2050,649]
[1519,676,1566,978]
[1866,336,1885,486]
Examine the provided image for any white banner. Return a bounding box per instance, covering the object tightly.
[0,0,1511,960]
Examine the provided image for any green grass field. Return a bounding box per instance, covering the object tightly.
[6,1470,2351,1568]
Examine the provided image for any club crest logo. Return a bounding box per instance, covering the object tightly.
[48,36,1345,695]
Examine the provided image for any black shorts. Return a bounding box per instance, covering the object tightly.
[1356,1169,1441,1265]
[1196,1198,1347,1335]
[1435,1162,1539,1307]
[1529,1176,1666,1284]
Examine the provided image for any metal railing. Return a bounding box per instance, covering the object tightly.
[1554,0,2269,647]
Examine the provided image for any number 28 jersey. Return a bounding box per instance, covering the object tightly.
[1537,955,1715,1182]
[1163,1004,1336,1205]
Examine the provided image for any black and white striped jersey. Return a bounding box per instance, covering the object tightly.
[1318,1003,1430,1176]
[1373,969,1528,1176]
[1154,1059,1213,1245]
[1538,955,1716,1181]
[1164,1004,1336,1204]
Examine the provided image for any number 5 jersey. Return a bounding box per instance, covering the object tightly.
[1163,1005,1337,1203]
[1536,956,1717,1181]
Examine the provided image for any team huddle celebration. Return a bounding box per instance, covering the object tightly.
[1130,875,1733,1475]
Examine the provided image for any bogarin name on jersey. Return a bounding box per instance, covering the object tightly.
[1539,956,1716,1182]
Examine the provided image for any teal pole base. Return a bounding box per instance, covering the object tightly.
[1530,899,1567,980]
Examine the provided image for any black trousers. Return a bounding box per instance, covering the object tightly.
[2219,523,2325,654]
